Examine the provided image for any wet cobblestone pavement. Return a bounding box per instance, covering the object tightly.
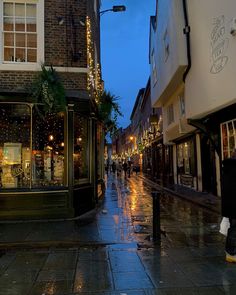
[0,173,236,294]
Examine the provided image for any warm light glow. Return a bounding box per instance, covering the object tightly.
[49,135,54,141]
[61,142,64,147]
[130,136,134,141]
[86,16,102,104]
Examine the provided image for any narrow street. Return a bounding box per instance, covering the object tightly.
[0,173,235,295]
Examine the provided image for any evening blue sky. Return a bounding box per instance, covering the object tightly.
[100,0,156,129]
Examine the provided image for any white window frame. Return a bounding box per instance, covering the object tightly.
[167,103,174,126]
[0,0,44,71]
[221,119,236,160]
[179,92,185,117]
[151,49,157,86]
[163,28,170,62]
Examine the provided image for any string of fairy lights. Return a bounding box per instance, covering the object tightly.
[86,16,103,104]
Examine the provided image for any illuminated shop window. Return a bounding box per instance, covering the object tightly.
[0,103,65,189]
[32,107,65,187]
[74,114,90,184]
[3,2,37,63]
[177,140,195,175]
[0,103,30,188]
[221,119,236,160]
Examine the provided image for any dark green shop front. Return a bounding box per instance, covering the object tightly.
[0,101,104,220]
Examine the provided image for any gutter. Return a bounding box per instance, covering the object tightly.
[182,0,191,82]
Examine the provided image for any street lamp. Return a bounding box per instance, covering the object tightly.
[100,5,126,16]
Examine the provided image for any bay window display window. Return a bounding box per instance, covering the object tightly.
[0,103,65,189]
[32,107,65,187]
[74,114,90,184]
[221,119,236,160]
[0,103,30,188]
[3,2,37,63]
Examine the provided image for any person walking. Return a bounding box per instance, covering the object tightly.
[111,161,116,174]
[117,162,122,176]
[221,153,236,263]
[123,161,128,178]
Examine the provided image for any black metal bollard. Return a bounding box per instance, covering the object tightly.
[151,191,161,241]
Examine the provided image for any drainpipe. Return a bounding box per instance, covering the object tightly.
[182,0,191,82]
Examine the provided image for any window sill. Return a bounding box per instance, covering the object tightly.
[0,63,40,71]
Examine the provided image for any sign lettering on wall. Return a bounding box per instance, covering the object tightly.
[210,15,229,74]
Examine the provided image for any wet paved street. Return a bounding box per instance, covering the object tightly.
[0,173,236,294]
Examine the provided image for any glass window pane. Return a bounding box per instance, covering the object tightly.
[26,19,36,32]
[26,4,36,17]
[0,104,31,189]
[3,3,13,16]
[27,34,37,48]
[97,124,103,180]
[3,17,14,31]
[74,115,89,183]
[16,33,25,47]
[15,48,25,62]
[4,47,14,62]
[15,18,25,31]
[15,3,25,17]
[4,33,14,46]
[27,49,37,62]
[32,108,65,187]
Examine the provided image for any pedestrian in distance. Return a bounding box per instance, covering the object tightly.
[123,161,128,178]
[221,150,236,263]
[127,161,132,178]
[111,161,116,174]
[105,159,110,174]
[117,162,122,176]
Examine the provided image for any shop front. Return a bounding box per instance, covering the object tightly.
[176,137,197,189]
[0,101,100,220]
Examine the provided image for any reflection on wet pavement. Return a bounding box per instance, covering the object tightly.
[0,173,235,294]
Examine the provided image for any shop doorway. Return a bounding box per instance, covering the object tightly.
[201,135,217,195]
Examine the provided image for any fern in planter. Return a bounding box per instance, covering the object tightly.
[97,90,123,136]
[31,64,66,115]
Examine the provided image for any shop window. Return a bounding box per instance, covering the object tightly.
[97,123,103,180]
[32,107,65,187]
[221,119,236,160]
[177,140,195,175]
[74,114,90,184]
[0,103,66,189]
[0,103,31,188]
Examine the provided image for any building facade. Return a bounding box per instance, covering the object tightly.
[0,0,104,219]
[150,0,236,196]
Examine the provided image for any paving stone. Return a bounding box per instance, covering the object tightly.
[9,252,47,270]
[0,253,15,275]
[144,286,224,294]
[73,260,113,292]
[29,280,73,295]
[113,271,154,290]
[0,283,32,295]
[43,250,78,270]
[37,269,75,282]
[109,250,144,272]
